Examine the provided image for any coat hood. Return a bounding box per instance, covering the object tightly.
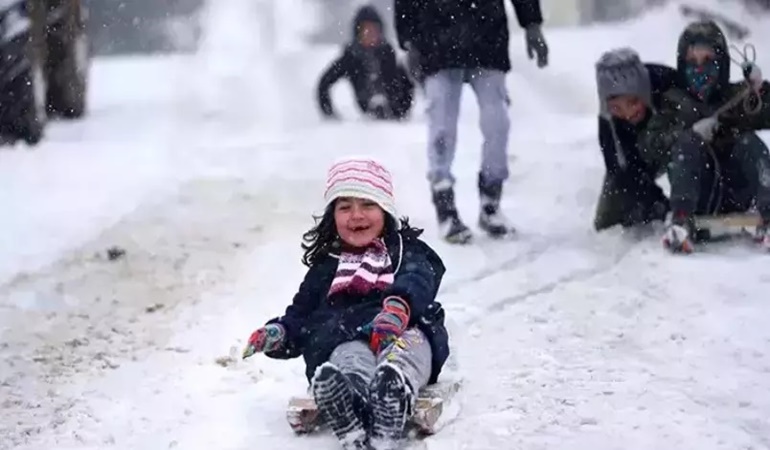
[352,5,383,40]
[676,20,730,96]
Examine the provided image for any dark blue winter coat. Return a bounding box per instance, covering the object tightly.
[264,228,450,386]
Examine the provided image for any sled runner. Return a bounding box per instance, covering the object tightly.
[286,379,461,436]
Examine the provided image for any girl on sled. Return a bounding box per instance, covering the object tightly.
[242,157,450,450]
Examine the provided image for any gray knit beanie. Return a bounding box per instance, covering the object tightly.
[595,48,652,118]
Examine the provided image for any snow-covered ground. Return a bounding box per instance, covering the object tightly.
[2,0,770,449]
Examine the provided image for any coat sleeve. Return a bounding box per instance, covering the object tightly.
[382,239,445,322]
[317,50,351,117]
[509,0,544,28]
[394,0,417,51]
[264,264,328,360]
[636,93,686,173]
[598,116,621,175]
[600,116,661,199]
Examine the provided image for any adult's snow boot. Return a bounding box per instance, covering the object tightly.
[431,180,472,244]
[369,364,415,450]
[311,363,369,450]
[478,173,516,238]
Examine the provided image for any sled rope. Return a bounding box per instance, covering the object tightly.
[716,42,763,117]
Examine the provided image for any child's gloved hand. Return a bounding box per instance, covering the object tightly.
[742,62,763,91]
[692,116,720,142]
[242,324,285,359]
[366,296,410,353]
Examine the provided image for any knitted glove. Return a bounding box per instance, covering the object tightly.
[525,24,548,68]
[367,296,410,353]
[242,324,285,359]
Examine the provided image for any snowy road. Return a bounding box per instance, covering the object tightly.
[2,1,770,449]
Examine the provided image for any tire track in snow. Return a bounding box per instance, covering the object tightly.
[432,234,642,440]
[440,231,641,326]
[439,236,563,296]
[474,240,635,320]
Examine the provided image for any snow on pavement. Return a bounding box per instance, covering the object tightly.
[3,0,770,449]
[0,54,196,288]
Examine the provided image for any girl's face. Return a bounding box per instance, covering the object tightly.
[334,197,385,248]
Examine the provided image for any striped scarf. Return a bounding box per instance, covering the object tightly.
[328,238,394,297]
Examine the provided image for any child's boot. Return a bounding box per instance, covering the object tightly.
[311,363,369,449]
[368,363,415,450]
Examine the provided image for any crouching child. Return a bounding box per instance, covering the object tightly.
[242,157,449,450]
[593,48,677,231]
[316,6,415,121]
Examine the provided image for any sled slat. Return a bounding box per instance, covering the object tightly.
[694,212,762,229]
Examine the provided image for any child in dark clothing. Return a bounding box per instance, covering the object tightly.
[637,20,770,253]
[242,157,449,449]
[593,48,678,231]
[316,6,414,120]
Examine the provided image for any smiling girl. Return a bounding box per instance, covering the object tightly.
[242,157,450,449]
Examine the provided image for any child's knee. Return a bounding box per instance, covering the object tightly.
[311,361,343,388]
[370,362,413,397]
[328,340,377,383]
[734,132,770,157]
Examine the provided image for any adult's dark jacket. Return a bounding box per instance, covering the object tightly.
[317,6,413,118]
[394,0,544,76]
[263,228,450,386]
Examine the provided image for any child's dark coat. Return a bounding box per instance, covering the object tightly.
[264,228,449,386]
[316,6,414,119]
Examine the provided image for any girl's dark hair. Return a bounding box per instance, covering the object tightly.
[301,201,423,267]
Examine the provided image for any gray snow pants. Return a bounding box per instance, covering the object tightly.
[328,328,432,393]
[668,131,770,219]
[425,69,511,187]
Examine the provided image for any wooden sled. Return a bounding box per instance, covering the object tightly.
[286,380,461,436]
[693,212,762,241]
[694,212,762,230]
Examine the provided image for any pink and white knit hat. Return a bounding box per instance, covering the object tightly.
[324,156,397,218]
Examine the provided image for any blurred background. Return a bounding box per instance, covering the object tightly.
[84,0,770,56]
